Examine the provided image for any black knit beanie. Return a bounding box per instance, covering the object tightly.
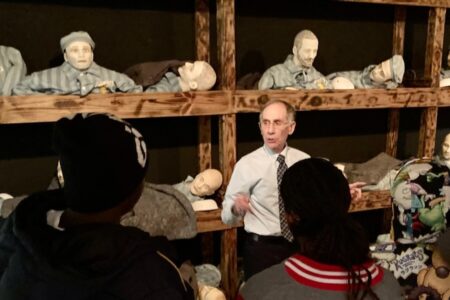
[53,113,148,213]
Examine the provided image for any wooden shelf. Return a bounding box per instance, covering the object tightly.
[196,209,242,233]
[3,87,450,124]
[196,190,392,233]
[336,0,450,8]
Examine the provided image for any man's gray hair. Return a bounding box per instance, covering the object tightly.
[293,30,318,49]
[259,99,296,123]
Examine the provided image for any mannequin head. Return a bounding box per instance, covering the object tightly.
[447,47,450,68]
[441,133,450,161]
[292,30,318,68]
[369,55,405,84]
[61,31,95,71]
[178,61,216,92]
[190,168,223,197]
[331,76,355,89]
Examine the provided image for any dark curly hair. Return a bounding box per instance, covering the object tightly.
[280,158,379,300]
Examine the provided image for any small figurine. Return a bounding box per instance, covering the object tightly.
[258,29,331,90]
[125,60,216,92]
[0,46,27,95]
[409,230,450,300]
[327,55,405,89]
[13,31,142,96]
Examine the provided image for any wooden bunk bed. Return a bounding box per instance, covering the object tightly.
[0,0,448,298]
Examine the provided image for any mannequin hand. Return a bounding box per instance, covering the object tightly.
[349,182,366,202]
[232,193,251,216]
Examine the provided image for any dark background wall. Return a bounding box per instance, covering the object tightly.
[1,0,450,196]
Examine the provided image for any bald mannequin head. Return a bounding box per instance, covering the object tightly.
[190,169,223,197]
[292,30,318,68]
[178,61,216,91]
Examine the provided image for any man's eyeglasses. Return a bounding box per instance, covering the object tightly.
[259,120,291,128]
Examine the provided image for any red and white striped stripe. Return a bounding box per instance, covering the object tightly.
[285,254,383,291]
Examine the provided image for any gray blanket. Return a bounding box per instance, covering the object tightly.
[1,182,197,241]
[121,182,197,240]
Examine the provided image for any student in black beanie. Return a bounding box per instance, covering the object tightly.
[0,112,194,300]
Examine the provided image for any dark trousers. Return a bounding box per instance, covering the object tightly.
[243,232,296,281]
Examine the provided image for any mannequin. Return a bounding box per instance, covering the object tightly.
[327,55,405,89]
[258,29,331,90]
[145,61,216,92]
[13,31,142,96]
[173,169,222,201]
[435,133,450,169]
[0,46,27,95]
[440,48,450,87]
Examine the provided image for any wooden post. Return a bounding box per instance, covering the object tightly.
[195,0,212,172]
[217,0,238,298]
[418,7,445,158]
[386,6,406,158]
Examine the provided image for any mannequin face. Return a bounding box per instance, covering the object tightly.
[178,61,205,91]
[442,134,450,160]
[64,41,94,70]
[447,51,450,68]
[293,38,318,68]
[370,59,392,83]
[259,102,296,153]
[190,169,223,196]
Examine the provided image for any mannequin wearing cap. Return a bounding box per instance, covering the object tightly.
[0,45,27,95]
[434,133,450,169]
[143,61,216,92]
[172,168,223,211]
[326,55,405,89]
[12,31,142,96]
[0,113,195,299]
[258,29,331,90]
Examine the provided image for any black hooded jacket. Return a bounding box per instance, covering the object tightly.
[0,189,193,300]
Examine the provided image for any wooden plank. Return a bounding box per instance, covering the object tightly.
[4,88,450,125]
[198,117,212,171]
[196,191,392,233]
[196,209,242,233]
[418,7,445,157]
[418,106,438,157]
[0,92,233,124]
[195,0,210,62]
[349,190,392,212]
[336,0,450,8]
[234,88,438,112]
[386,109,400,157]
[221,228,238,300]
[217,1,237,297]
[217,0,236,90]
[386,7,406,157]
[392,6,406,55]
[195,0,212,172]
[424,7,445,87]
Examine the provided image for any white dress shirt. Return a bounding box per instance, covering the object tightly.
[221,144,310,236]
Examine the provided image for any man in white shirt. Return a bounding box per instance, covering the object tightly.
[221,99,310,280]
[221,100,365,280]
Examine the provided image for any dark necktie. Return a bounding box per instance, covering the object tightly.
[277,155,294,242]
